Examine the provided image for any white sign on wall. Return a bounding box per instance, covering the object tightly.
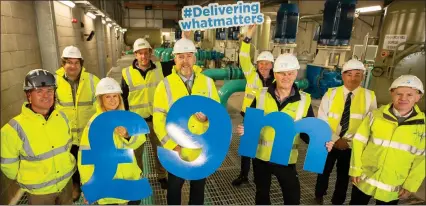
[382,34,407,51]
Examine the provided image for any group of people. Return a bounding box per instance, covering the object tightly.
[0,24,424,206]
[231,24,425,205]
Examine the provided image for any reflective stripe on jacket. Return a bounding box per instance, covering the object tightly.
[55,67,99,145]
[350,104,425,202]
[1,103,76,195]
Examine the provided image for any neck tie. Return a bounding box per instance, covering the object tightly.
[339,92,352,138]
[185,80,192,94]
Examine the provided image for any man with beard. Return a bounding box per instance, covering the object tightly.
[153,37,220,205]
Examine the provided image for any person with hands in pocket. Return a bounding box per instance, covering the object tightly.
[349,75,425,205]
[153,37,220,205]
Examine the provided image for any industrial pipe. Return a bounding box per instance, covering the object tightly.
[202,67,245,81]
[218,79,247,106]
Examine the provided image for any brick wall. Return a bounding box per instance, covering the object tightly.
[54,1,101,78]
[0,1,42,204]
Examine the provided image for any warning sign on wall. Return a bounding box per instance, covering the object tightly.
[382,35,407,51]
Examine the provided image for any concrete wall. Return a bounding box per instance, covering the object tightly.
[105,25,113,70]
[0,1,42,203]
[54,1,101,77]
[0,2,126,203]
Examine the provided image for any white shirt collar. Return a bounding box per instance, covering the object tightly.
[392,107,413,118]
[343,86,360,97]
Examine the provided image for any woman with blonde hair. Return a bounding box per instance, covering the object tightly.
[78,77,146,205]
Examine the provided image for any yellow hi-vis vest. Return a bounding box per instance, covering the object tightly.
[326,86,375,146]
[78,104,146,205]
[0,103,76,195]
[153,66,220,162]
[255,88,311,163]
[121,62,164,118]
[350,104,425,202]
[239,41,268,113]
[55,67,99,145]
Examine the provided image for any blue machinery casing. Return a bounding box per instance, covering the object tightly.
[304,65,343,99]
[319,0,356,46]
[274,3,299,44]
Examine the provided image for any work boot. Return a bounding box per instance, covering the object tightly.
[159,178,168,189]
[72,183,81,202]
[314,196,324,205]
[231,175,248,186]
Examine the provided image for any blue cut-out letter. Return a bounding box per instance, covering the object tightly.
[157,96,232,180]
[81,110,152,204]
[238,108,331,174]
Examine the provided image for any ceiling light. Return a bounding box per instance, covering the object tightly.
[107,23,112,28]
[86,11,96,19]
[106,17,111,22]
[356,5,382,13]
[102,19,106,24]
[59,0,75,8]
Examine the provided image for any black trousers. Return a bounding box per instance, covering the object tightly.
[349,185,399,205]
[70,145,81,187]
[240,156,251,177]
[315,148,351,204]
[167,172,206,205]
[252,158,300,205]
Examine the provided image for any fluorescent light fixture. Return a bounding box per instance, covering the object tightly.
[74,1,89,4]
[102,19,106,24]
[356,5,382,13]
[106,17,111,22]
[86,11,96,19]
[59,1,75,8]
[97,11,105,17]
[107,23,112,28]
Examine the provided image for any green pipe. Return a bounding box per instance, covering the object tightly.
[295,78,309,90]
[218,79,247,106]
[202,67,245,81]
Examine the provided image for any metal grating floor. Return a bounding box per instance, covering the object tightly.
[17,107,425,205]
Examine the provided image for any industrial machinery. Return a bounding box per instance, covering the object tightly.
[369,0,425,110]
[305,0,357,99]
[214,27,240,66]
[271,3,299,57]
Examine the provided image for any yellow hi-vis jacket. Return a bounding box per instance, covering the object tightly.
[350,104,425,202]
[121,61,164,118]
[1,103,76,195]
[153,65,220,162]
[324,86,376,147]
[254,86,312,163]
[78,104,146,205]
[239,41,272,113]
[55,67,100,145]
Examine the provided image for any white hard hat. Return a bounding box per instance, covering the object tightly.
[95,77,122,96]
[342,59,365,73]
[273,53,300,72]
[62,46,83,59]
[389,75,424,94]
[173,38,196,54]
[133,38,152,52]
[256,51,274,62]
